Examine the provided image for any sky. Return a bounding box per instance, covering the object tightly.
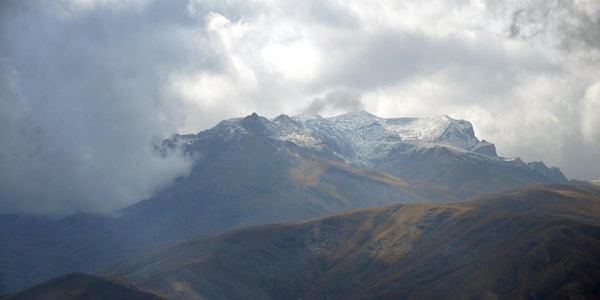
[0,0,599,215]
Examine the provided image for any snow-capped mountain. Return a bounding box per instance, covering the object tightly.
[169,110,567,191]
[181,110,497,163]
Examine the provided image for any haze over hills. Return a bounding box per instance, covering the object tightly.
[117,184,600,300]
[0,111,584,294]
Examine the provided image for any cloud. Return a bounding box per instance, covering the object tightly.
[305,90,364,115]
[1,0,599,215]
[508,9,524,38]
[487,0,600,52]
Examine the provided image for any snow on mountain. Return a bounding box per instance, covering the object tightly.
[275,110,495,162]
[186,110,498,161]
[175,110,570,182]
[152,109,578,195]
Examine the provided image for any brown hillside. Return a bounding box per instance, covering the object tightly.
[118,184,600,300]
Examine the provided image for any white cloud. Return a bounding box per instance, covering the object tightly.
[261,38,321,83]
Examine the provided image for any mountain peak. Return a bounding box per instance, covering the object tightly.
[241,112,269,136]
[246,112,260,119]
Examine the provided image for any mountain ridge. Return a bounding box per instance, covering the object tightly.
[174,110,500,163]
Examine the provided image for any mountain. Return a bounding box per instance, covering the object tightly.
[118,184,600,300]
[0,111,573,293]
[165,111,566,192]
[0,273,166,300]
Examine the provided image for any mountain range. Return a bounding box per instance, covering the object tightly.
[1,111,597,299]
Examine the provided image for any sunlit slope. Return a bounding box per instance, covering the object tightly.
[463,184,600,225]
[121,184,600,300]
